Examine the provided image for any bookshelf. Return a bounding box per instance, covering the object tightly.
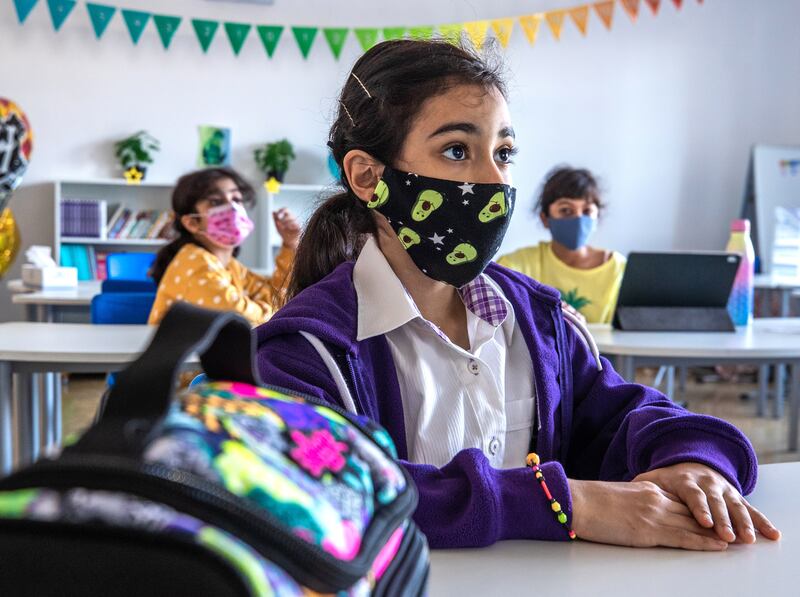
[44,179,332,280]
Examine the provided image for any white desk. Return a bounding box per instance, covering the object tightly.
[8,279,101,322]
[587,319,800,450]
[429,462,795,597]
[0,322,161,476]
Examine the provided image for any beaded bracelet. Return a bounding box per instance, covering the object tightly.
[526,452,577,540]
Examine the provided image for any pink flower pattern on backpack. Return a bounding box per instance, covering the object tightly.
[290,429,348,477]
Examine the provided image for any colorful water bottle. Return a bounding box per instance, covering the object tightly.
[726,219,755,326]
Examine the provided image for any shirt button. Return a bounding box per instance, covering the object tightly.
[468,359,480,375]
[489,437,500,455]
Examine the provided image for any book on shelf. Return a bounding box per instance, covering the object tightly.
[60,199,107,238]
[107,208,173,240]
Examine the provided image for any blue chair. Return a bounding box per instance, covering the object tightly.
[101,278,157,293]
[106,252,156,281]
[90,292,156,324]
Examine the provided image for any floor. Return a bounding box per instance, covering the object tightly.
[61,370,798,465]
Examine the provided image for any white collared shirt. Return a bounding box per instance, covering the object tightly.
[349,237,536,469]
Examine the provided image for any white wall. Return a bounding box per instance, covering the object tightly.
[1,0,798,319]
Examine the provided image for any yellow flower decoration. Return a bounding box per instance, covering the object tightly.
[124,167,144,185]
[264,177,281,194]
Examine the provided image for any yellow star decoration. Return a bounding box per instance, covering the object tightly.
[124,167,144,185]
[264,177,281,194]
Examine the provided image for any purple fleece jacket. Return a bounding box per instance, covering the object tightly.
[255,261,758,548]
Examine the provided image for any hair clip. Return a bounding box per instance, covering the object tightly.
[339,101,356,127]
[350,72,373,99]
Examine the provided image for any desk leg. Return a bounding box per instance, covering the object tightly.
[15,374,40,468]
[0,363,12,477]
[757,365,769,417]
[776,365,786,419]
[53,374,62,453]
[615,356,636,383]
[789,364,800,452]
[43,373,55,452]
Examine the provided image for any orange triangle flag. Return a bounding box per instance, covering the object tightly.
[545,10,566,41]
[569,6,590,36]
[490,18,514,48]
[621,0,640,22]
[645,0,660,14]
[518,14,543,46]
[672,0,683,8]
[593,1,615,29]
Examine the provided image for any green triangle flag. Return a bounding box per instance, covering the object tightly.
[438,23,463,43]
[46,0,75,31]
[323,28,348,59]
[86,3,116,39]
[256,25,283,58]
[224,22,251,55]
[408,26,433,40]
[192,19,219,53]
[292,26,318,59]
[382,27,406,40]
[13,0,39,24]
[153,15,181,49]
[354,28,379,52]
[121,9,150,45]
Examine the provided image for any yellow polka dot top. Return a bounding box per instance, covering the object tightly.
[148,243,294,327]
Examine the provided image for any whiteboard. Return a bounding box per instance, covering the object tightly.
[752,145,800,274]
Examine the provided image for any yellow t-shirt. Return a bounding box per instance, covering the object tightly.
[497,241,626,324]
[148,243,294,327]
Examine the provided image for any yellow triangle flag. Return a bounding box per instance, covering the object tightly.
[593,1,615,29]
[569,6,590,36]
[545,10,566,41]
[464,20,490,48]
[490,18,514,48]
[621,0,640,22]
[518,14,543,46]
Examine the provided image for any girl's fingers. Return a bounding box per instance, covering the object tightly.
[725,493,756,544]
[745,501,781,541]
[664,528,728,552]
[675,484,715,529]
[706,492,736,542]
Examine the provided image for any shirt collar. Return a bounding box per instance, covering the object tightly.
[353,236,512,341]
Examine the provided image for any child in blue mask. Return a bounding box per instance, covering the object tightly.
[498,167,626,324]
[255,39,778,551]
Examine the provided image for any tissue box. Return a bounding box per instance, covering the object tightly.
[21,265,78,289]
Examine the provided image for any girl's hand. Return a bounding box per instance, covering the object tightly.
[568,478,729,550]
[273,208,302,251]
[633,463,780,544]
[561,301,586,324]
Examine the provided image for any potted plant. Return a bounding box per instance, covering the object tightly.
[254,139,296,184]
[114,131,160,183]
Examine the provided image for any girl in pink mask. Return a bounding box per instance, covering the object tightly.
[148,167,301,326]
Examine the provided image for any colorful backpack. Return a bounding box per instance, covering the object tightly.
[0,304,428,597]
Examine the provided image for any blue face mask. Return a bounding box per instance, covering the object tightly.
[548,215,597,251]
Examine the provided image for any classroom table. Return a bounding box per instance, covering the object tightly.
[0,322,166,476]
[428,462,795,597]
[7,279,101,322]
[587,319,800,450]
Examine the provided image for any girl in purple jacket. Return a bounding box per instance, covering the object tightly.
[256,39,780,550]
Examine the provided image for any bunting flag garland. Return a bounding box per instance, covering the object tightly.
[645,0,661,14]
[569,6,590,36]
[323,27,349,59]
[354,28,379,52]
[593,1,615,29]
[153,15,181,49]
[292,27,318,59]
[545,10,566,41]
[620,0,641,22]
[490,18,514,48]
[86,3,115,39]
[192,19,219,53]
[121,9,150,45]
[257,25,283,58]
[224,22,251,56]
[408,26,434,40]
[47,0,76,31]
[382,27,406,41]
[13,0,39,24]
[15,0,705,59]
[518,14,543,46]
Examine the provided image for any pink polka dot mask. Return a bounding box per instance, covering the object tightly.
[200,202,254,248]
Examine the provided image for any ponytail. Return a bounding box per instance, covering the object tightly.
[287,191,376,299]
[149,234,197,285]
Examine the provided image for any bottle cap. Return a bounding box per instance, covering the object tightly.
[731,219,750,233]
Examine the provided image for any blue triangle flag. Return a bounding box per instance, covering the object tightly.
[122,9,151,45]
[13,0,39,24]
[86,3,116,39]
[46,0,76,31]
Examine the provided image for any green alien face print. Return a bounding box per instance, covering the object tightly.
[368,166,516,287]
